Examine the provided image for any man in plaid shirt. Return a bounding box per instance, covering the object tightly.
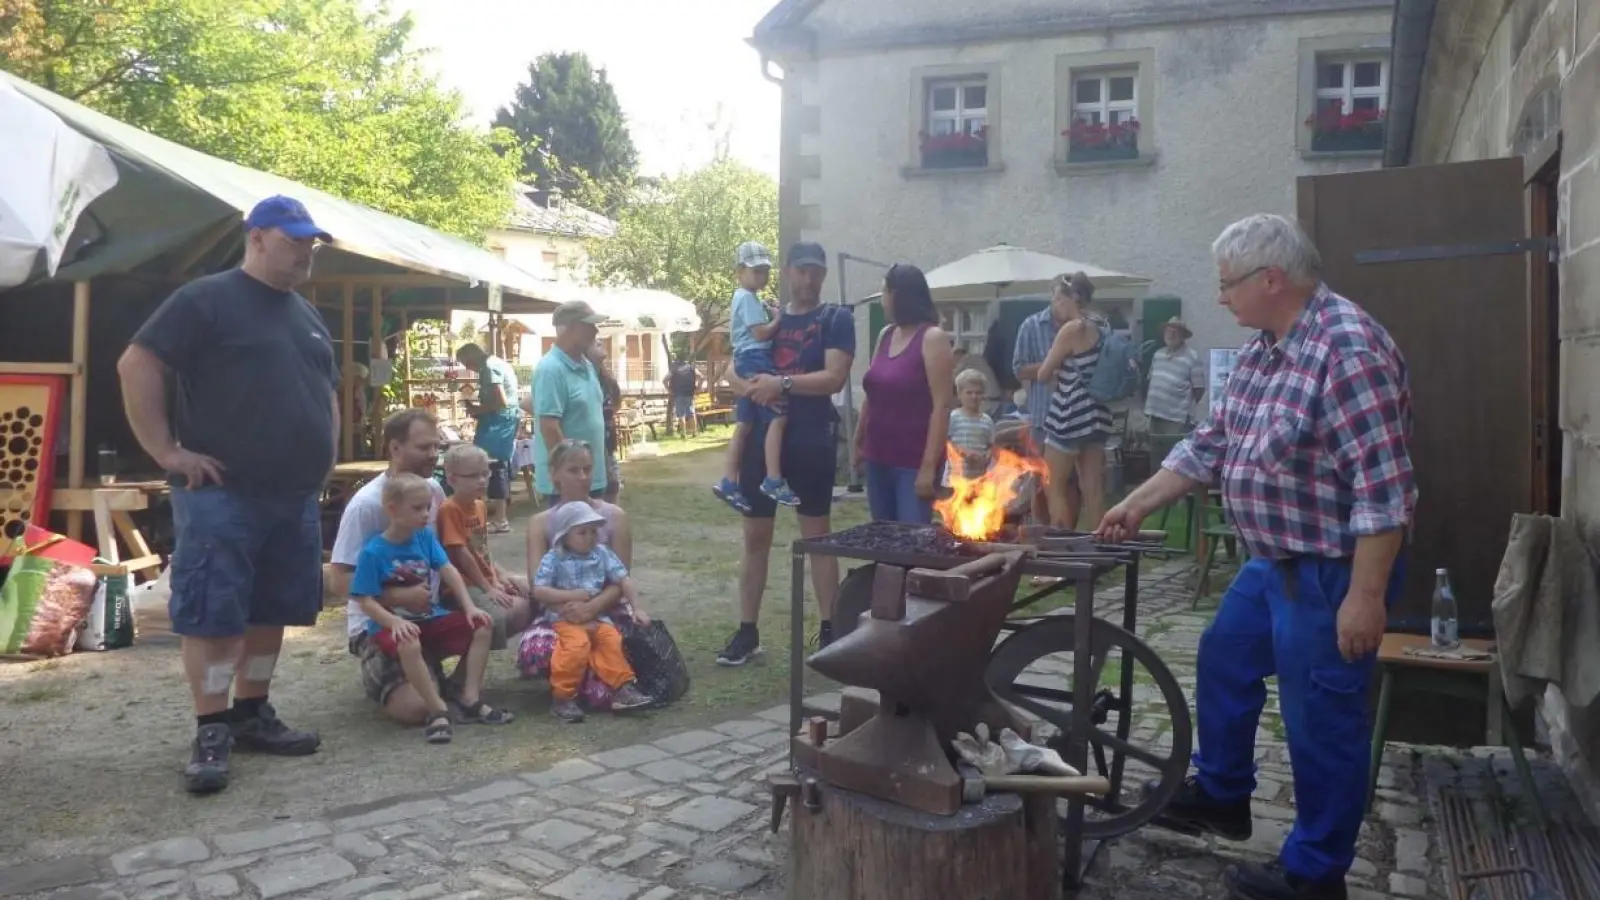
[1100,214,1415,900]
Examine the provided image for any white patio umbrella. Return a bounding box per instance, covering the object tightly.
[0,78,120,289]
[922,244,1151,300]
[586,287,702,334]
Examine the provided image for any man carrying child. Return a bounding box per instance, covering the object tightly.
[348,473,512,743]
[713,240,801,510]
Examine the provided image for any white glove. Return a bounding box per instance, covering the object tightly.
[997,727,1080,776]
[951,723,1013,776]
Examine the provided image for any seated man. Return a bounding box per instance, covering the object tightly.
[328,409,530,723]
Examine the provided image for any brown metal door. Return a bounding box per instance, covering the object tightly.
[1296,158,1532,636]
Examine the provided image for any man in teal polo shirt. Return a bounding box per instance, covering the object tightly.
[532,300,608,504]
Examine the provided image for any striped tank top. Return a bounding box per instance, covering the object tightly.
[1044,330,1113,446]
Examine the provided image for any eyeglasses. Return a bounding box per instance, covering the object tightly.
[1219,266,1269,292]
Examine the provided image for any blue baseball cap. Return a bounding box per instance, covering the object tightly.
[244,195,332,241]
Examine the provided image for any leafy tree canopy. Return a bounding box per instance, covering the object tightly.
[0,0,519,240]
[494,51,639,215]
[587,159,778,358]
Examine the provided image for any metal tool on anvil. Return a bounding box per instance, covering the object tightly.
[956,763,1111,803]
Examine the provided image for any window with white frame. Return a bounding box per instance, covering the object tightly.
[921,78,989,168]
[938,303,991,354]
[1309,55,1387,152]
[1068,69,1140,161]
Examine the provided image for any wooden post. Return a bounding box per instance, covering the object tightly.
[341,284,355,462]
[369,288,384,458]
[66,280,91,540]
[399,309,411,408]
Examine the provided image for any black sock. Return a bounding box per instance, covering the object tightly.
[197,711,231,729]
[739,622,758,635]
[232,696,266,721]
[819,620,834,636]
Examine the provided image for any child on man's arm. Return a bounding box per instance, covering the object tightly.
[350,473,513,743]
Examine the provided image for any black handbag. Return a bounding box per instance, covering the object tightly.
[619,618,690,708]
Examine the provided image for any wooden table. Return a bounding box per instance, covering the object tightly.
[1367,632,1546,825]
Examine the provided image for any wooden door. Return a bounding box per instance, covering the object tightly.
[1297,158,1533,635]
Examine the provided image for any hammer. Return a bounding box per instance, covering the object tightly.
[960,770,1112,804]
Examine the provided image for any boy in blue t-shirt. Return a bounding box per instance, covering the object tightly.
[713,241,800,511]
[350,473,511,744]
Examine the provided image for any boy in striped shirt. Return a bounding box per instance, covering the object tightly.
[947,368,995,481]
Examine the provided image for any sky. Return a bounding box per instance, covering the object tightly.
[393,0,784,179]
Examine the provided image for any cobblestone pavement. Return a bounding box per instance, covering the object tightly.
[1,558,1500,900]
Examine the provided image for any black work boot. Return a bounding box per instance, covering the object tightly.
[1146,775,1253,841]
[230,701,321,756]
[1226,861,1347,900]
[185,722,233,795]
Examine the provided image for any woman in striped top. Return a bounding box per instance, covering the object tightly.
[1037,272,1112,529]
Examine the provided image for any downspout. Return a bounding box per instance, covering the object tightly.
[759,53,785,85]
[1383,0,1438,168]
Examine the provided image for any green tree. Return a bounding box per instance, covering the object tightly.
[587,159,778,360]
[0,0,518,240]
[494,52,639,215]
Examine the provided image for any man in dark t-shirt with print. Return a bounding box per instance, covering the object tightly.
[716,241,855,666]
[119,196,338,795]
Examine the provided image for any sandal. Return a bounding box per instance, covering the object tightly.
[424,712,454,744]
[455,698,514,725]
[487,521,512,535]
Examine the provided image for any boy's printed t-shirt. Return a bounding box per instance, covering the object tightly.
[437,496,494,578]
[350,527,451,636]
[332,472,448,639]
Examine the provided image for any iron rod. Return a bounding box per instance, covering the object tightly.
[788,546,807,762]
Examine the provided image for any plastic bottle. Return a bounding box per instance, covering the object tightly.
[1431,568,1460,651]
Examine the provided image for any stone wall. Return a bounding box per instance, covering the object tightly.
[1413,0,1600,825]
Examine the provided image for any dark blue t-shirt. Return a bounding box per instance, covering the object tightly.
[131,268,337,494]
[766,302,856,452]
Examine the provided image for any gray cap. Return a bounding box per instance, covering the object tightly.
[552,300,608,328]
[549,501,607,548]
[736,241,773,269]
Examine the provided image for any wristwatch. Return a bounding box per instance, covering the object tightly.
[780,375,794,394]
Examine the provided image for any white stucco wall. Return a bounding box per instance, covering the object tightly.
[790,5,1393,388]
[486,229,593,285]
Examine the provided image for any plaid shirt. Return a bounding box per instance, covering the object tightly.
[1165,284,1416,560]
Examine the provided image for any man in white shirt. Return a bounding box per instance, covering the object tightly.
[327,409,453,725]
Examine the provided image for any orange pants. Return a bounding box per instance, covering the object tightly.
[549,621,635,700]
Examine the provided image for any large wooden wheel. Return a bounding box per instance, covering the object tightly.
[985,615,1192,839]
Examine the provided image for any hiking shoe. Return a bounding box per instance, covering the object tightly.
[611,682,653,712]
[716,628,763,667]
[551,698,586,723]
[760,477,802,507]
[1225,862,1347,900]
[184,723,233,795]
[712,478,752,514]
[230,702,321,756]
[1145,775,1253,841]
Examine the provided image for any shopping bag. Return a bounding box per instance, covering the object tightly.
[76,559,135,651]
[619,619,690,708]
[0,547,99,656]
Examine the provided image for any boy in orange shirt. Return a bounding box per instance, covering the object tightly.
[438,444,535,643]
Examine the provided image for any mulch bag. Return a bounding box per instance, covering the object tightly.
[619,618,690,708]
[76,559,135,652]
[1,538,100,657]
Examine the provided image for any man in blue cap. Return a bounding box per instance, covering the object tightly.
[118,195,340,794]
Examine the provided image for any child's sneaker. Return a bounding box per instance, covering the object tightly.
[761,477,802,507]
[550,698,585,723]
[611,682,653,712]
[712,478,752,513]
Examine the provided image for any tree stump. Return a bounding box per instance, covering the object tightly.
[787,779,1061,900]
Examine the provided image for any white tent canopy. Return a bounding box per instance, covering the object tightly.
[922,244,1152,300]
[586,287,701,333]
[0,78,119,288]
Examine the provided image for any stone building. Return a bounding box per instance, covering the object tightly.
[748,0,1396,385]
[1384,0,1599,823]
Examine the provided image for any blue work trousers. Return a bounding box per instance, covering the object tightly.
[1193,553,1405,882]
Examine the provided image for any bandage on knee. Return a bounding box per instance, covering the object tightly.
[200,662,236,696]
[242,654,278,682]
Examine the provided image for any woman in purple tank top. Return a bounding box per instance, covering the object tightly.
[852,264,955,523]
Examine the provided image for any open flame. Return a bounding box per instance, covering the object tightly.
[934,443,1050,541]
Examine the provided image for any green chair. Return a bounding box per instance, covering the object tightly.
[1190,500,1245,610]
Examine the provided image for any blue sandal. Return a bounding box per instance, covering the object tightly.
[712,478,752,513]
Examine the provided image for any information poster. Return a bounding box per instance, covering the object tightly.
[1208,348,1240,411]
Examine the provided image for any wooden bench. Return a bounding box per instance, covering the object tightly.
[695,391,735,428]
